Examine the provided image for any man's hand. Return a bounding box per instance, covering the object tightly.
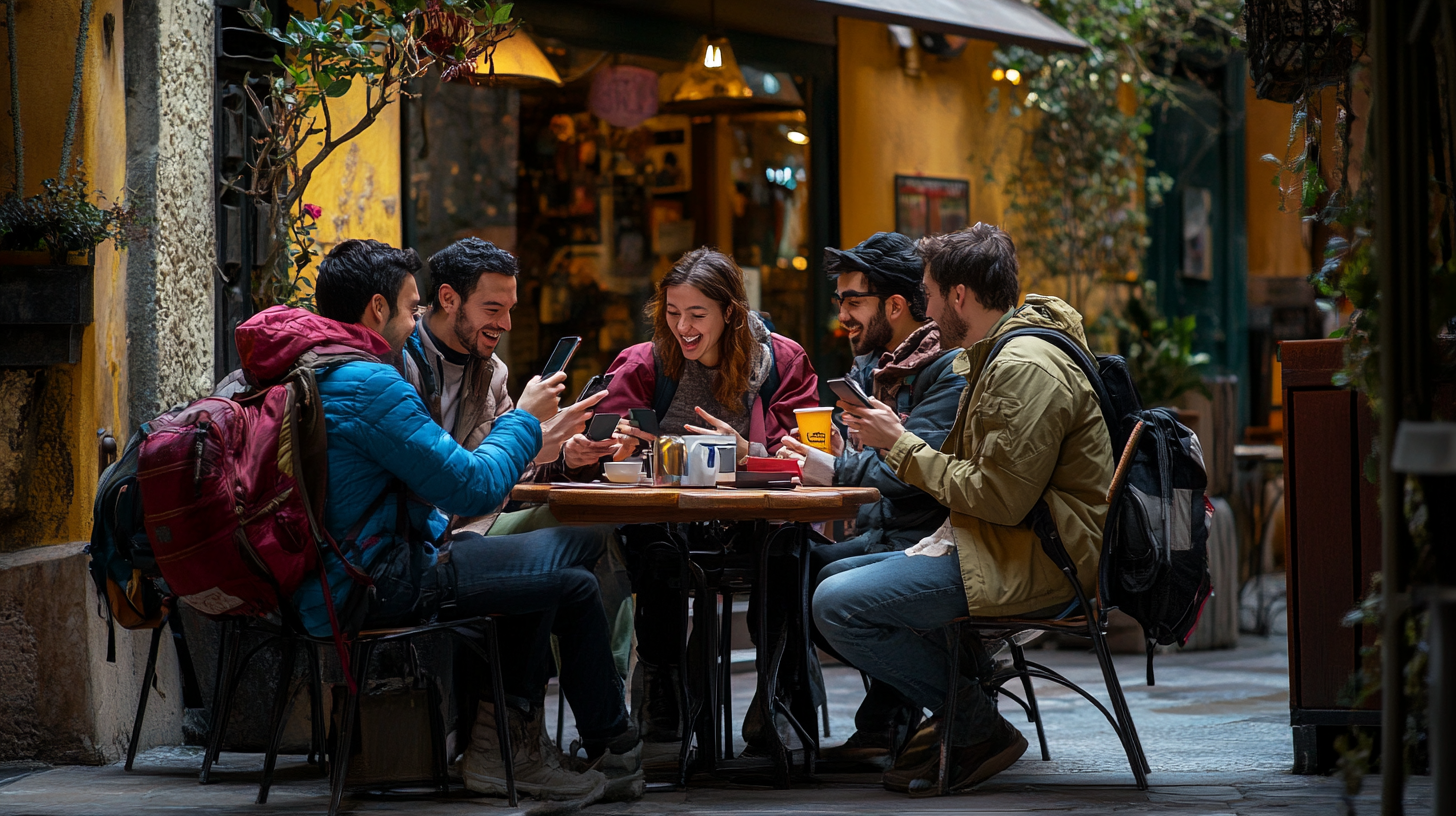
[563,432,620,468]
[684,406,749,463]
[537,388,607,463]
[518,373,567,423]
[838,397,906,451]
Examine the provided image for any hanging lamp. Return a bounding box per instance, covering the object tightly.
[660,0,785,114]
[449,28,563,88]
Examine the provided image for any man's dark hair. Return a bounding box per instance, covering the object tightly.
[918,223,1020,313]
[824,231,928,321]
[314,239,421,323]
[426,238,519,306]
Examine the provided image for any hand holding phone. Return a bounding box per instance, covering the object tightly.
[542,336,582,377]
[827,377,872,408]
[577,373,614,403]
[628,407,660,437]
[586,412,622,442]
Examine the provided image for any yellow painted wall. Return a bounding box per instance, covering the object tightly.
[837,18,1021,249]
[0,0,129,547]
[296,86,403,284]
[1244,81,1312,278]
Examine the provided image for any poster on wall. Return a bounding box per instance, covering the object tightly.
[1182,187,1214,280]
[645,115,692,194]
[894,175,970,240]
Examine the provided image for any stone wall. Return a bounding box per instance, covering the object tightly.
[0,544,184,763]
[125,0,215,422]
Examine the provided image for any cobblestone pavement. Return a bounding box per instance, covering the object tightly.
[0,636,1432,815]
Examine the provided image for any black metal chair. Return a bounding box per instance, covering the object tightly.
[930,499,1150,795]
[322,616,516,816]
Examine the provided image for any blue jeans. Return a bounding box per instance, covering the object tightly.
[368,526,628,742]
[813,551,998,746]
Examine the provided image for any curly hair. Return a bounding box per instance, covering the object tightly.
[649,247,757,408]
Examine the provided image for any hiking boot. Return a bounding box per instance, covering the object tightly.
[632,662,682,742]
[895,715,1028,797]
[579,722,645,802]
[882,717,942,793]
[461,700,607,803]
[821,729,894,767]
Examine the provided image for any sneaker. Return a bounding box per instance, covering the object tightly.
[899,715,1028,797]
[461,700,607,803]
[580,722,645,802]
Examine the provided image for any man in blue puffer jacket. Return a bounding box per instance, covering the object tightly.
[236,240,638,804]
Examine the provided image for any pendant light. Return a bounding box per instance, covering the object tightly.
[659,0,759,113]
[449,28,563,88]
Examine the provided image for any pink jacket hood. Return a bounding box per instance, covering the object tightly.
[235,306,392,382]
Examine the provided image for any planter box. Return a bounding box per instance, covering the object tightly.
[0,264,94,366]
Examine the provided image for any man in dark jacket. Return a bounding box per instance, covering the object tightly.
[776,231,964,765]
[261,239,638,804]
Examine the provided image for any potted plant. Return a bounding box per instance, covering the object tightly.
[1105,281,1212,409]
[0,0,145,366]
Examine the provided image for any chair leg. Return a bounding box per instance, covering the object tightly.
[483,619,517,807]
[938,620,963,796]
[307,643,326,773]
[1009,642,1050,761]
[257,639,299,804]
[556,680,566,750]
[822,703,831,739]
[125,627,165,772]
[1087,625,1149,790]
[329,640,373,816]
[720,589,735,761]
[201,620,245,785]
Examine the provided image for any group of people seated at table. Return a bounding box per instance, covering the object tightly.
[232,218,1112,805]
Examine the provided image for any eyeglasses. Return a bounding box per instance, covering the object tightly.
[830,290,889,307]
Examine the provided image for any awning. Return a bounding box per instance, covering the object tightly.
[813,0,1086,52]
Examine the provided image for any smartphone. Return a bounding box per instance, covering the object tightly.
[585,412,622,442]
[827,377,872,408]
[629,407,660,437]
[577,373,614,403]
[541,336,582,377]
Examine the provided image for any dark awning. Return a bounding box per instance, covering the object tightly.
[813,0,1086,52]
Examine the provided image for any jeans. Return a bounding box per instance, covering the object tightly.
[813,551,999,746]
[367,526,628,742]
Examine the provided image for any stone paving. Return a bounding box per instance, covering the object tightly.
[0,635,1432,815]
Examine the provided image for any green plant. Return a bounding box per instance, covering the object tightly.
[986,0,1241,314]
[238,0,519,308]
[1107,281,1211,406]
[0,162,144,263]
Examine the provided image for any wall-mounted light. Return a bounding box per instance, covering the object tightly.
[1005,69,1021,85]
[992,68,1005,81]
[786,130,809,145]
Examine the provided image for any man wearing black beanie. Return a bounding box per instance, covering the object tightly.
[774,231,968,767]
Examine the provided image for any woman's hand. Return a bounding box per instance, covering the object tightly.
[684,406,750,463]
[612,419,655,459]
[837,397,906,451]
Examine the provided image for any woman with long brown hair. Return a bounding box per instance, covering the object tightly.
[588,246,818,463]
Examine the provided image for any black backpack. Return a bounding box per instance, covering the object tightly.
[86,430,169,656]
[984,328,1212,685]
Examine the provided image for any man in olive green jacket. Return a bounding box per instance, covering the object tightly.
[816,223,1114,796]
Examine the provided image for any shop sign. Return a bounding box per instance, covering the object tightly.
[590,65,659,129]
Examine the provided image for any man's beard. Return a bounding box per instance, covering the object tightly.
[849,306,894,356]
[938,307,970,349]
[454,310,499,359]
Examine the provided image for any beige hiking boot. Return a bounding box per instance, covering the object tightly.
[461,700,606,803]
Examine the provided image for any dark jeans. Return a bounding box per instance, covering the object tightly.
[366,527,628,742]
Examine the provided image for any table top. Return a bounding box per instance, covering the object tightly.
[509,483,880,524]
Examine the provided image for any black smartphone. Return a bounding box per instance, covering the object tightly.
[577,373,614,403]
[586,412,621,442]
[541,336,582,377]
[827,377,872,408]
[629,407,660,436]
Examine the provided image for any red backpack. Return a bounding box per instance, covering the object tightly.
[137,364,371,684]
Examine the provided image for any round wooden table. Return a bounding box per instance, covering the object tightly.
[508,483,879,524]
[508,482,880,787]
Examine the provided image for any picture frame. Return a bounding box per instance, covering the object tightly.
[644,115,692,194]
[894,175,970,240]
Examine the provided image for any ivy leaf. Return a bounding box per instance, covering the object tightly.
[325,77,354,97]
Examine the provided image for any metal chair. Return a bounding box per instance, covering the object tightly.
[930,499,1150,795]
[323,616,516,816]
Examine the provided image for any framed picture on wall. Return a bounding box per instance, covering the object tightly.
[645,115,692,194]
[895,175,970,240]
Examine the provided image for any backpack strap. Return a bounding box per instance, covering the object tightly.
[982,328,1119,453]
